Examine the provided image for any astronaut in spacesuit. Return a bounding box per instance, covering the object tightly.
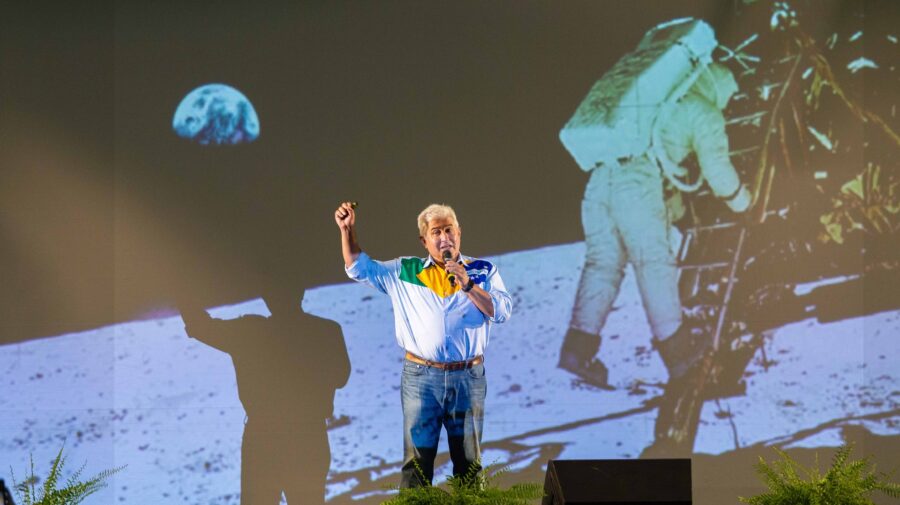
[559,63,751,387]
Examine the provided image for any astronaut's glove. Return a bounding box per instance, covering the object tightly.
[723,184,751,213]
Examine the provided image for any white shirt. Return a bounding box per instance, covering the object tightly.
[345,252,512,362]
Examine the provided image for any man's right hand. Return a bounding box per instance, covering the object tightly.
[335,201,356,232]
[336,201,362,267]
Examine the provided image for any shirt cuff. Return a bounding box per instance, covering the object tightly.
[345,251,369,279]
[488,292,512,324]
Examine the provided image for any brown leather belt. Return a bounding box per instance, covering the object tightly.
[405,351,483,371]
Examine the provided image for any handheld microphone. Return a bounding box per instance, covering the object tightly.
[442,250,456,287]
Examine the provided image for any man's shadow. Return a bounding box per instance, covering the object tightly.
[179,291,350,504]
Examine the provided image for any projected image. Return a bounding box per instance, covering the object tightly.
[556,9,900,460]
[172,83,260,145]
[557,19,749,390]
[3,1,898,505]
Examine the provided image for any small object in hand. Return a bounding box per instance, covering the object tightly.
[442,250,456,286]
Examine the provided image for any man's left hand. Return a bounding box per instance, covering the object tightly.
[445,259,469,287]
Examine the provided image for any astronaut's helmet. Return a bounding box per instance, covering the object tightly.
[692,63,738,110]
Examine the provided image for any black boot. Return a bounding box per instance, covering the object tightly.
[652,324,712,381]
[558,328,610,388]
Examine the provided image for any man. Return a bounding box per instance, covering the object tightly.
[559,63,751,387]
[180,290,350,504]
[334,202,512,487]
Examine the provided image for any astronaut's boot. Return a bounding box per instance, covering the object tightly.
[652,324,713,382]
[558,328,610,388]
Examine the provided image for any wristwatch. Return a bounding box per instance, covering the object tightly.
[462,278,475,292]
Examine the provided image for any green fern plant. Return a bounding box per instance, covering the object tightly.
[382,461,544,504]
[740,444,900,505]
[10,442,125,505]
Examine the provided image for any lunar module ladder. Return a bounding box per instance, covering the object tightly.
[647,218,749,456]
[676,220,747,354]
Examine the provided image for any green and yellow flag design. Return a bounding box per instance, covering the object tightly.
[399,257,466,298]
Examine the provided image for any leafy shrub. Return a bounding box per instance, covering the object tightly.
[10,443,125,505]
[382,462,543,505]
[740,444,900,505]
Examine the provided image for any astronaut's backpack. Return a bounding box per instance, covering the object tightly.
[559,18,717,183]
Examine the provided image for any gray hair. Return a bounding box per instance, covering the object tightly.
[417,204,459,236]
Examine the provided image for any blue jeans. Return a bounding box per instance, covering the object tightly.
[400,359,487,487]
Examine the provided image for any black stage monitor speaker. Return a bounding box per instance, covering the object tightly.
[543,459,691,505]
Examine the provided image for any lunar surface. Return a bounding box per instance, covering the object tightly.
[172,83,260,146]
[2,242,897,503]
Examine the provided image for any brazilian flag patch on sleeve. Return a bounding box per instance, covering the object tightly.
[399,257,427,287]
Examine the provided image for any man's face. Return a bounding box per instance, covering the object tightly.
[420,217,462,264]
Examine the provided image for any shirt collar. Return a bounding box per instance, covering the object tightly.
[423,252,469,269]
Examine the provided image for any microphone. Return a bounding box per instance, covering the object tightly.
[442,250,456,287]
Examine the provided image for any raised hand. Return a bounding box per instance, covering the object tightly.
[334,201,356,232]
[336,201,361,267]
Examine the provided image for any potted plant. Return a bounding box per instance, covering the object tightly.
[10,443,124,505]
[382,463,543,504]
[740,444,900,505]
